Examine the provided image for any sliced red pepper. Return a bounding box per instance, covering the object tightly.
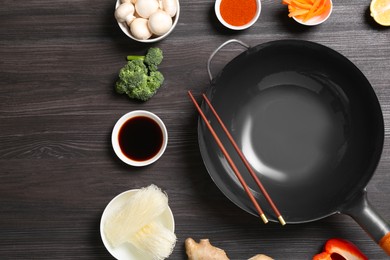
[313,238,368,260]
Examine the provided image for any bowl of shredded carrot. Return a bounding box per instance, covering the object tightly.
[215,0,261,30]
[283,0,333,26]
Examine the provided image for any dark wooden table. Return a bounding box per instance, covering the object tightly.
[1,0,389,259]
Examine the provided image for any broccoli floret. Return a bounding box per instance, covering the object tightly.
[115,48,164,101]
[115,80,127,94]
[119,68,148,90]
[123,59,148,74]
[144,47,163,71]
[127,47,163,72]
[115,59,148,95]
[127,71,164,101]
[147,71,164,91]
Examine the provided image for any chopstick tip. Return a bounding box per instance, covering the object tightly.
[278,216,286,226]
[260,214,269,224]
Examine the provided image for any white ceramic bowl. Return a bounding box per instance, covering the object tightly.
[111,110,168,167]
[214,0,261,30]
[115,0,180,43]
[100,189,175,260]
[292,0,333,26]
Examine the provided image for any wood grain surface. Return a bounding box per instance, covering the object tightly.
[1,0,389,259]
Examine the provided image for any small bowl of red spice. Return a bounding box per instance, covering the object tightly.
[215,0,261,30]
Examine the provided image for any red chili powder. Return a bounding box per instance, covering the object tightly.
[220,0,257,27]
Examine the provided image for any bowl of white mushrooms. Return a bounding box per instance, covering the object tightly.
[115,0,179,42]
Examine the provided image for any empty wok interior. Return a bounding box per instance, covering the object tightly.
[198,40,384,223]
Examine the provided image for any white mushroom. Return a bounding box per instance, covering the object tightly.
[120,0,137,5]
[162,0,177,17]
[125,15,136,27]
[157,0,163,9]
[148,10,173,36]
[135,0,159,18]
[115,3,135,23]
[130,18,153,40]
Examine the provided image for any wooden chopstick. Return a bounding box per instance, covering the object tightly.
[188,90,268,224]
[202,94,286,226]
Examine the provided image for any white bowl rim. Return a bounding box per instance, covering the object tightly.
[214,0,261,30]
[292,0,333,26]
[100,189,175,260]
[111,110,168,167]
[115,0,180,42]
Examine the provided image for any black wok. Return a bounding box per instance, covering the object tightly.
[198,39,390,254]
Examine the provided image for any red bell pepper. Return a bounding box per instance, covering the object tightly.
[313,238,368,260]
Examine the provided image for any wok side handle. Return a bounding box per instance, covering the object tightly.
[207,39,250,82]
[342,190,390,255]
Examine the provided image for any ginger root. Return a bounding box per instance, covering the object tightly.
[185,238,230,260]
[185,237,273,260]
[248,254,274,260]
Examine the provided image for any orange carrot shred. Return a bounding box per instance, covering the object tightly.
[303,0,322,21]
[284,0,328,21]
[297,0,314,4]
[288,5,297,11]
[291,0,312,9]
[295,14,306,19]
[312,0,329,17]
[288,9,309,17]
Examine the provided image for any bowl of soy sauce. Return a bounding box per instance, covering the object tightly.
[112,110,168,167]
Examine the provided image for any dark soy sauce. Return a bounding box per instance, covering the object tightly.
[118,116,163,162]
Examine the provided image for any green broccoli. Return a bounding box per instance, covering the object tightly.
[115,48,164,102]
[125,71,165,101]
[147,71,164,91]
[115,59,148,94]
[127,47,163,72]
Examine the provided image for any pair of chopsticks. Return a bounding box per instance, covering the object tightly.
[188,91,285,226]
